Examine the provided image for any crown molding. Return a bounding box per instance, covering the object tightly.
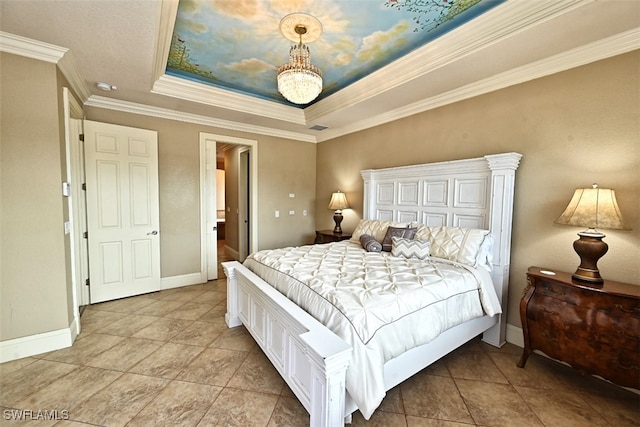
[316,28,639,143]
[57,50,91,102]
[0,31,91,102]
[85,95,317,143]
[0,31,66,62]
[152,0,179,83]
[305,0,589,122]
[152,74,306,125]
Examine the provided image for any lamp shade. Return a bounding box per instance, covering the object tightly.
[328,191,349,211]
[554,184,629,230]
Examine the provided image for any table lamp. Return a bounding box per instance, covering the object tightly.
[554,184,629,283]
[328,191,350,233]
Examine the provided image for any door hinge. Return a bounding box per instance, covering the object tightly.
[83,231,88,239]
[79,134,85,142]
[82,183,86,191]
[85,278,90,286]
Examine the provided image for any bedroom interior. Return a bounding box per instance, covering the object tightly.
[1,0,639,425]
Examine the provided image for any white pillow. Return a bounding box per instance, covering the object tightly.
[350,219,408,243]
[414,225,493,270]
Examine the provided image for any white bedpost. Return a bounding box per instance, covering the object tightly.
[303,332,351,427]
[223,259,351,426]
[482,153,522,347]
[223,261,242,327]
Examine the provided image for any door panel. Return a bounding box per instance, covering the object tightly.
[85,120,160,303]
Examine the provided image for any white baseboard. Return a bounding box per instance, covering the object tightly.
[225,245,240,261]
[161,271,207,291]
[505,323,524,348]
[0,324,77,364]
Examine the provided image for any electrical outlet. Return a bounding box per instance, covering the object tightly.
[289,193,295,198]
[275,210,280,218]
[289,210,295,215]
[303,210,308,216]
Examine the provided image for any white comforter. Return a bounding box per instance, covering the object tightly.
[243,240,501,419]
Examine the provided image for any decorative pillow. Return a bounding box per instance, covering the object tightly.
[391,236,430,260]
[414,225,492,269]
[359,234,382,252]
[350,219,408,243]
[382,226,417,252]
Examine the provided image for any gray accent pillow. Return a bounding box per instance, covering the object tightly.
[382,226,417,251]
[360,234,382,252]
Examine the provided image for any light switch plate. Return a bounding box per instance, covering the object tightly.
[62,181,71,197]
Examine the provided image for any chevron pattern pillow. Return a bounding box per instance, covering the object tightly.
[391,236,430,260]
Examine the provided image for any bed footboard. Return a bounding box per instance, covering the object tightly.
[223,261,352,427]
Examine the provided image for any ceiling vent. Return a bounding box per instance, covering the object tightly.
[309,124,328,131]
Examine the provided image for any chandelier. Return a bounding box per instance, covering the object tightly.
[277,13,323,105]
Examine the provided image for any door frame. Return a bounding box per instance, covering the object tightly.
[199,133,258,276]
[238,148,250,261]
[63,88,86,335]
[203,138,218,280]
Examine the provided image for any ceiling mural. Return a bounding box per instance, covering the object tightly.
[167,0,505,106]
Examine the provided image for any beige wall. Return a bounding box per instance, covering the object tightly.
[255,136,317,249]
[1,53,71,340]
[316,51,640,328]
[2,47,637,346]
[84,108,318,275]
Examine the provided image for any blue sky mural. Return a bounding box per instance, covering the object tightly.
[167,0,504,106]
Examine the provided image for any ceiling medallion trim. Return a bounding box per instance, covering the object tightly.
[277,13,323,105]
[279,13,322,43]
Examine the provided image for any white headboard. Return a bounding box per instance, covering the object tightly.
[360,152,522,345]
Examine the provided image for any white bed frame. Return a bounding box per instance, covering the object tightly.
[223,152,522,426]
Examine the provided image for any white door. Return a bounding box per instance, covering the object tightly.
[84,120,161,303]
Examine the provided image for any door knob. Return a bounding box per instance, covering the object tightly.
[147,230,158,235]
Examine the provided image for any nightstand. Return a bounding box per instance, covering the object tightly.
[314,230,352,244]
[518,266,640,389]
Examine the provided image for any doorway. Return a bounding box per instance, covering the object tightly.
[199,133,258,280]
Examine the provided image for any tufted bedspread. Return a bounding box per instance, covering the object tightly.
[243,240,501,419]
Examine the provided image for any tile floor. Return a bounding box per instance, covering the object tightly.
[1,245,639,426]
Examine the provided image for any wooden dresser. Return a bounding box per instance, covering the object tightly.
[518,266,640,389]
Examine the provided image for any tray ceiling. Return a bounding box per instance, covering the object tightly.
[0,0,638,143]
[167,0,504,106]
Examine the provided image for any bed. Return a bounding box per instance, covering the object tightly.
[223,152,522,426]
